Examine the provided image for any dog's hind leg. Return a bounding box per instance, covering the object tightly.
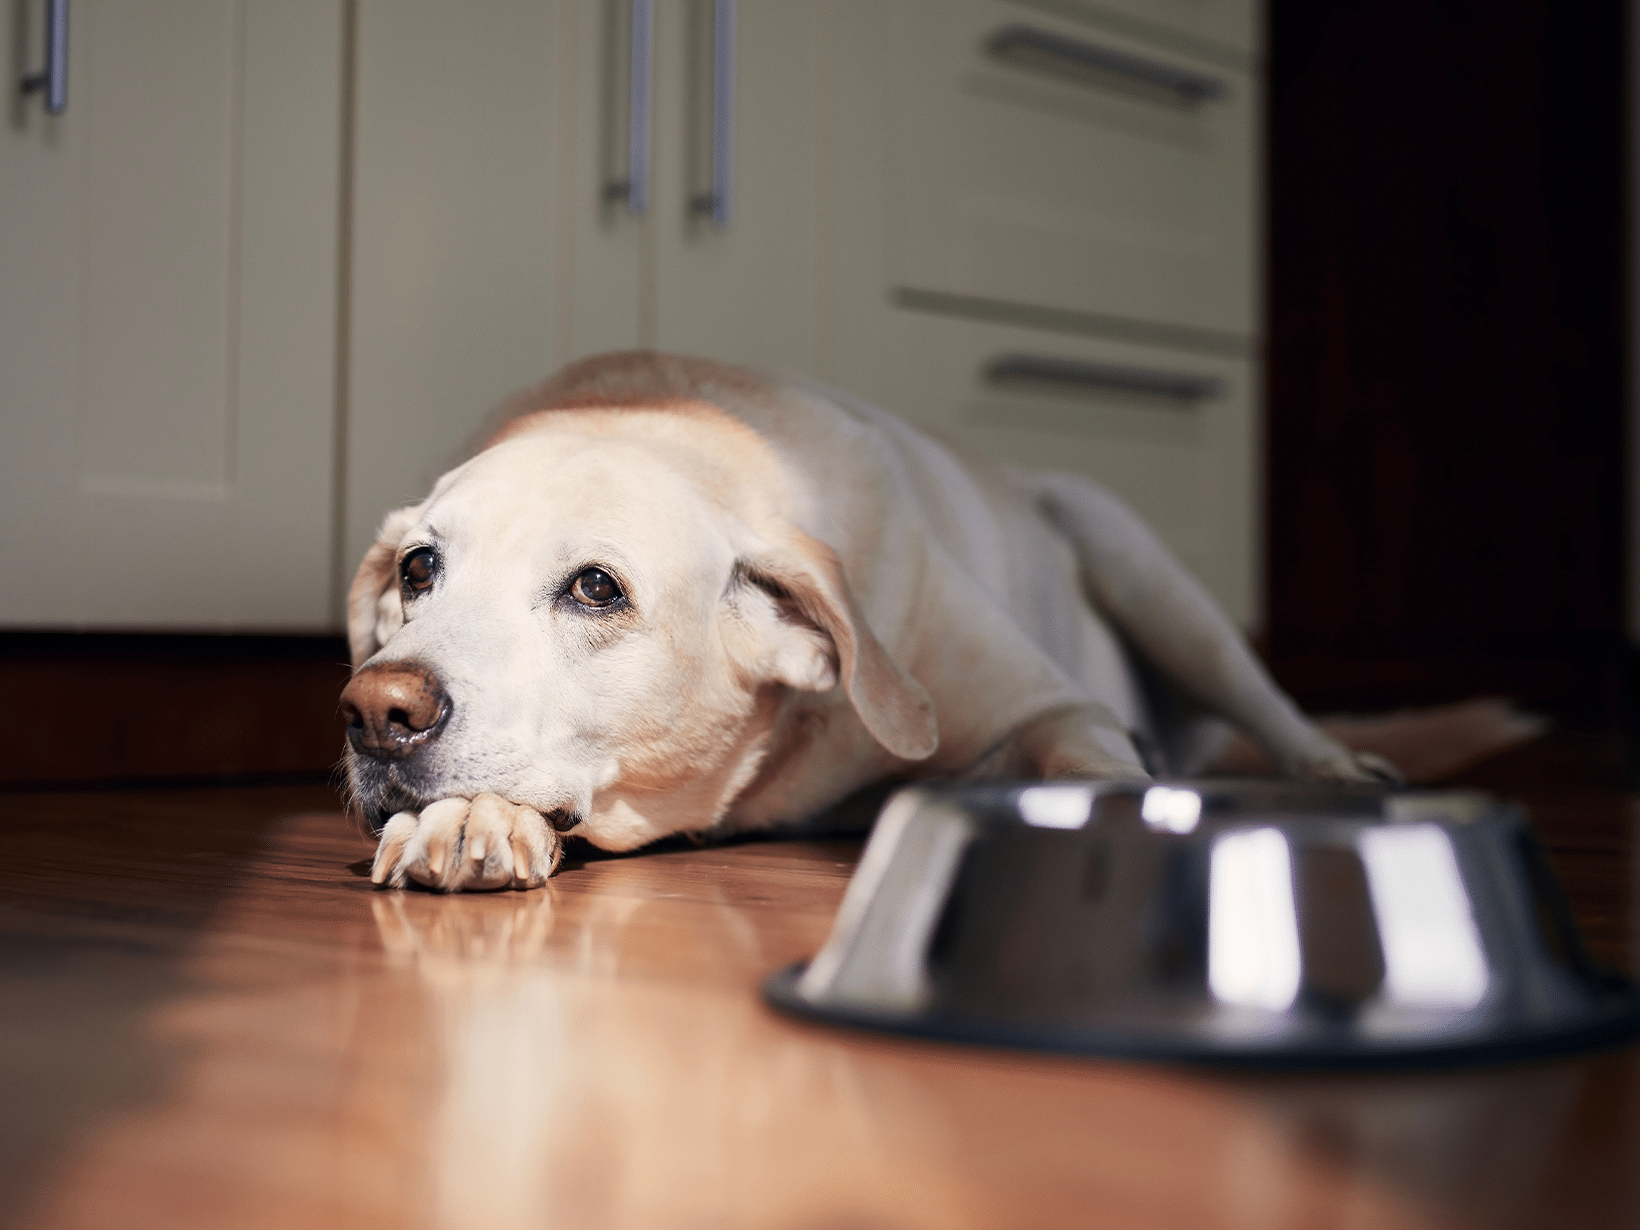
[1028,472,1399,784]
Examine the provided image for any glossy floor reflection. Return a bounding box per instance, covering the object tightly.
[1,763,1637,1229]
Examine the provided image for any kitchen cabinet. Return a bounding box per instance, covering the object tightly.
[3,0,1262,630]
[0,0,345,628]
[828,0,1262,624]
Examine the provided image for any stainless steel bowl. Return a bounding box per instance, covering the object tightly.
[765,781,1640,1067]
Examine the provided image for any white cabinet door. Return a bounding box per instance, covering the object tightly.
[650,0,833,375]
[344,0,645,577]
[0,0,343,628]
[344,0,847,575]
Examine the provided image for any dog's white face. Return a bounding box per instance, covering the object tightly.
[343,409,936,858]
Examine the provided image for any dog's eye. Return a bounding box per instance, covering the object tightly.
[401,547,437,594]
[570,566,622,608]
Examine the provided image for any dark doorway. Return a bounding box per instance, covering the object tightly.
[1264,0,1628,725]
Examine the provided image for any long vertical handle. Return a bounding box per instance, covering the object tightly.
[20,0,69,116]
[624,0,654,215]
[692,0,736,227]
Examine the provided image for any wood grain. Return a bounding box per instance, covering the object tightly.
[0,769,1636,1229]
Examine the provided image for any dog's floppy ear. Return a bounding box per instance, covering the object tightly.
[346,505,421,667]
[732,530,938,762]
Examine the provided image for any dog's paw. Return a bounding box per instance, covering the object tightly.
[1294,749,1406,787]
[370,793,561,892]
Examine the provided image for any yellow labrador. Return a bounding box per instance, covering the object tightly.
[343,352,1390,891]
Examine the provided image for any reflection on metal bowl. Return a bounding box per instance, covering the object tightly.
[764,781,1640,1067]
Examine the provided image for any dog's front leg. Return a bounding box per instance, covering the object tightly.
[370,794,561,892]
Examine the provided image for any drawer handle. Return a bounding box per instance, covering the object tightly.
[986,23,1225,104]
[985,353,1224,401]
[690,0,736,227]
[609,0,654,214]
[19,0,69,116]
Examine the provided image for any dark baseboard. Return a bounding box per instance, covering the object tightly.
[5,628,1628,791]
[0,632,353,789]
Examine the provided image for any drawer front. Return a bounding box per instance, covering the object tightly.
[853,309,1259,627]
[886,0,1258,339]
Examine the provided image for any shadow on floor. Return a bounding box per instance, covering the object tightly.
[0,783,341,1229]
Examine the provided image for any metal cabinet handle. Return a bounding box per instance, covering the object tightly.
[987,23,1224,103]
[691,0,736,227]
[19,0,68,115]
[985,353,1224,401]
[609,0,654,214]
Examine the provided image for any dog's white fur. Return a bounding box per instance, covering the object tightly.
[347,353,1386,891]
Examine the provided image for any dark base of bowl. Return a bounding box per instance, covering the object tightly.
[763,963,1640,1071]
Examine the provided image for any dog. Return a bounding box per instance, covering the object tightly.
[342,352,1394,892]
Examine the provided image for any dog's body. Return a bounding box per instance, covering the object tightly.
[343,352,1387,891]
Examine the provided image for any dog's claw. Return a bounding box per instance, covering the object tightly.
[371,812,419,885]
[1294,749,1407,787]
[1350,750,1406,785]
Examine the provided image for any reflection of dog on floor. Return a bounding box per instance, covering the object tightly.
[341,352,1530,892]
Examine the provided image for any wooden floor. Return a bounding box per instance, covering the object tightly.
[1,741,1637,1229]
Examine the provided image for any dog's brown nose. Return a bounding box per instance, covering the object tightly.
[340,663,451,758]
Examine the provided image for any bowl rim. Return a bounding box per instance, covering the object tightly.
[764,961,1640,1070]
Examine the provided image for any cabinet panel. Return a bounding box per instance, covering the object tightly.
[345,0,646,578]
[0,0,343,628]
[843,309,1258,627]
[77,2,238,496]
[886,0,1257,339]
[651,0,828,372]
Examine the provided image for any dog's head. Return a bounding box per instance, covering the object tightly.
[340,402,936,849]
